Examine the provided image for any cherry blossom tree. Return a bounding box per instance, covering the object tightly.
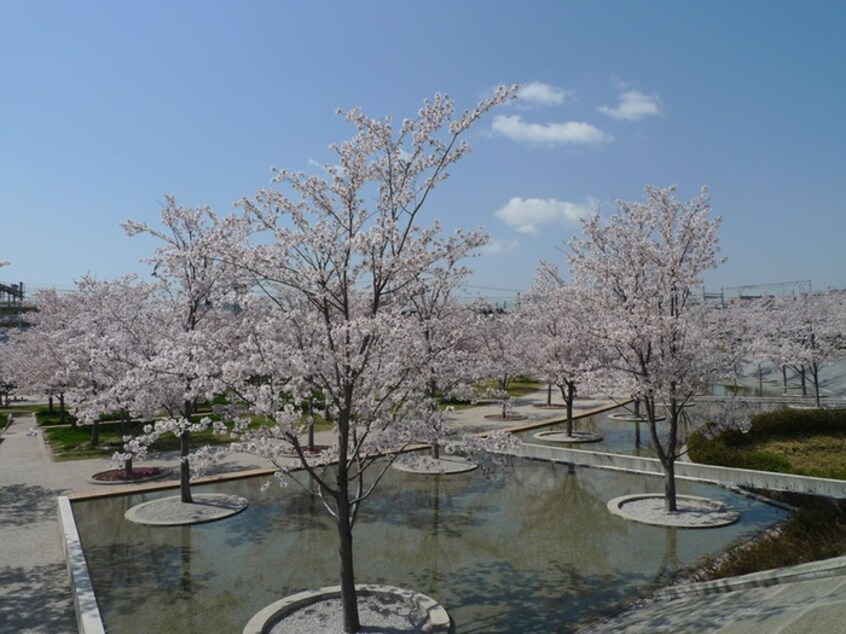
[4,288,78,424]
[59,275,165,476]
[568,185,726,511]
[476,306,531,419]
[752,292,846,407]
[405,235,490,458]
[121,197,247,503]
[517,262,599,436]
[218,87,517,632]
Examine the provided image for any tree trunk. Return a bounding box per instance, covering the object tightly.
[121,414,134,479]
[335,452,360,632]
[565,382,575,437]
[633,397,641,418]
[757,363,763,395]
[48,395,54,413]
[800,366,807,397]
[547,383,552,406]
[90,419,100,447]
[663,458,678,512]
[59,393,70,426]
[811,363,821,408]
[646,396,678,512]
[180,430,192,503]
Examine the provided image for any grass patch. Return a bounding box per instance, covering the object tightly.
[1,402,43,415]
[689,408,846,479]
[41,414,329,461]
[506,376,546,397]
[686,492,846,581]
[682,408,846,580]
[436,377,545,411]
[35,408,78,427]
[43,419,267,461]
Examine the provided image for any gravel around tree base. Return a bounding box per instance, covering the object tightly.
[268,593,435,633]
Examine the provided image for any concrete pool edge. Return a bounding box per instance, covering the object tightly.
[62,434,835,633]
[57,496,106,634]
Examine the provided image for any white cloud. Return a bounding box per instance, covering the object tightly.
[492,115,612,146]
[495,196,599,235]
[599,90,662,121]
[307,158,322,169]
[517,81,572,106]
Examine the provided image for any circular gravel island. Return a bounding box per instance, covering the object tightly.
[607,494,740,528]
[243,584,451,634]
[125,493,248,526]
[607,413,666,422]
[532,430,604,443]
[392,454,478,475]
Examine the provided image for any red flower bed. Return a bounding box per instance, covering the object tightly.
[91,466,164,482]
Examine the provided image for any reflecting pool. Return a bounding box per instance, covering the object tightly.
[520,399,788,456]
[74,457,787,633]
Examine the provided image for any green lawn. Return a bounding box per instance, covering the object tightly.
[43,420,236,461]
[439,376,545,410]
[689,408,846,480]
[42,413,332,461]
[685,407,846,581]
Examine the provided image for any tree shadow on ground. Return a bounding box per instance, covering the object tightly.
[0,561,77,633]
[0,483,64,527]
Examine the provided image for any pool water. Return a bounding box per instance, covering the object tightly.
[74,457,787,633]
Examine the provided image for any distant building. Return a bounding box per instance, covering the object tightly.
[0,281,33,340]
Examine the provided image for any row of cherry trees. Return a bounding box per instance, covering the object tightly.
[4,86,845,630]
[734,291,846,407]
[3,89,520,633]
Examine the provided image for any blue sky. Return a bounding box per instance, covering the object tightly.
[2,1,844,303]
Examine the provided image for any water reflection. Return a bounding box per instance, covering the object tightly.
[521,398,788,456]
[73,458,787,633]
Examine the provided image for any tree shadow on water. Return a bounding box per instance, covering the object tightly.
[428,560,654,634]
[82,539,216,620]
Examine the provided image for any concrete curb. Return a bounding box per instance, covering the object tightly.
[243,584,452,634]
[57,496,106,634]
[512,442,846,499]
[607,493,740,528]
[124,492,249,526]
[655,554,846,599]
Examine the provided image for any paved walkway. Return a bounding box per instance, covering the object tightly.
[0,409,278,633]
[580,570,846,633]
[5,391,846,633]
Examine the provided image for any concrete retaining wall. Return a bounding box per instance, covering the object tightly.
[514,443,846,499]
[57,496,106,634]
